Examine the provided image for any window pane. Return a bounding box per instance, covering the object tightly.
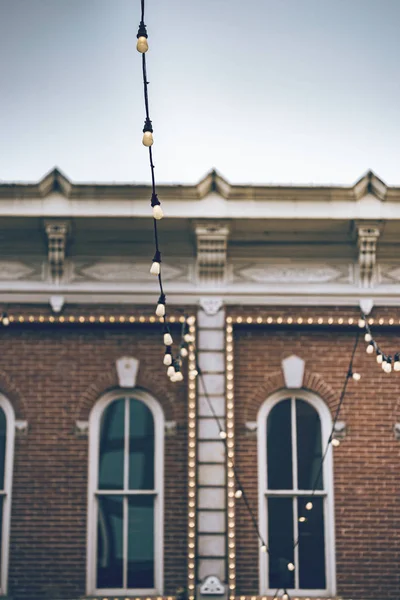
[129,399,154,490]
[296,399,323,490]
[98,399,125,490]
[96,495,123,589]
[127,496,155,588]
[267,399,292,489]
[0,408,6,490]
[268,497,294,589]
[297,496,326,589]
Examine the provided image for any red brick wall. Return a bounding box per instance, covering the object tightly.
[232,312,400,600]
[0,319,188,600]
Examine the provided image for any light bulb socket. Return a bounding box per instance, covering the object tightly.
[143,117,153,133]
[151,193,161,208]
[137,21,148,39]
[152,249,161,264]
[158,293,166,306]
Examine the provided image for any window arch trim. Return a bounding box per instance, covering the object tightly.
[257,389,336,597]
[86,388,164,596]
[0,394,15,596]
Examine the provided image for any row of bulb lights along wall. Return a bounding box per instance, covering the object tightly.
[359,316,400,372]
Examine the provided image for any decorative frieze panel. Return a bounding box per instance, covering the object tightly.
[77,261,190,283]
[235,262,353,284]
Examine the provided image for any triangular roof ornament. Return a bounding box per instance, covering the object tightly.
[38,167,72,197]
[196,169,231,199]
[353,169,387,201]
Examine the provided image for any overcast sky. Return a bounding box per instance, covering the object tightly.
[1,0,400,185]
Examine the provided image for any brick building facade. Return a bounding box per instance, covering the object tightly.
[0,169,398,600]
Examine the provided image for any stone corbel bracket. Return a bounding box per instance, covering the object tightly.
[394,423,400,441]
[44,219,70,284]
[15,420,28,436]
[194,222,230,285]
[75,420,89,438]
[357,223,381,289]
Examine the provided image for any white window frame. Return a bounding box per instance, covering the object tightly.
[86,389,164,596]
[257,389,336,597]
[0,394,15,596]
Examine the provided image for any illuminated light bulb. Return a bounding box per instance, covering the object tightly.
[358,318,366,328]
[305,501,313,511]
[187,316,196,326]
[376,352,383,364]
[150,250,161,275]
[1,313,9,326]
[260,545,267,553]
[287,562,295,572]
[384,358,392,373]
[180,346,188,358]
[184,333,195,343]
[167,365,175,377]
[189,369,198,379]
[366,343,374,354]
[394,354,400,371]
[352,372,361,381]
[175,371,184,382]
[331,438,340,447]
[156,293,166,318]
[170,372,178,382]
[163,346,172,366]
[364,332,372,343]
[219,431,227,439]
[298,516,307,523]
[142,117,154,147]
[151,193,163,220]
[136,36,149,53]
[163,327,173,346]
[282,595,289,600]
[234,489,243,499]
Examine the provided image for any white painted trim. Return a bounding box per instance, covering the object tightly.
[86,388,164,596]
[257,390,336,597]
[0,394,15,596]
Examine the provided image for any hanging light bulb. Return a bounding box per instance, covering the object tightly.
[260,544,267,553]
[358,318,366,328]
[219,430,227,439]
[352,372,361,381]
[305,501,313,511]
[142,117,154,147]
[163,326,173,346]
[150,250,161,276]
[167,364,175,378]
[282,594,289,600]
[298,516,307,523]
[381,355,388,371]
[366,343,374,354]
[163,346,172,366]
[151,193,163,220]
[384,357,392,373]
[394,354,400,372]
[173,361,183,382]
[186,316,196,326]
[234,489,243,499]
[180,345,188,358]
[364,332,372,343]
[1,312,9,326]
[156,293,166,317]
[287,562,295,571]
[184,332,195,343]
[136,21,149,53]
[376,351,383,364]
[331,437,340,447]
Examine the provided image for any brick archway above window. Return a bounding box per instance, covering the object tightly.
[245,369,339,422]
[75,364,176,423]
[0,370,27,421]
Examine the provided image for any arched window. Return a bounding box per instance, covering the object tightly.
[87,390,164,596]
[257,391,335,596]
[0,394,15,596]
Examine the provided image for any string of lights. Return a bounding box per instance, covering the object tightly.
[137,0,178,371]
[195,329,360,600]
[358,313,400,372]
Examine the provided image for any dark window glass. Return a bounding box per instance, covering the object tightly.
[96,495,123,589]
[296,399,323,490]
[127,496,155,588]
[98,399,125,490]
[298,496,326,588]
[129,399,154,490]
[0,408,6,490]
[268,497,294,589]
[267,399,292,489]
